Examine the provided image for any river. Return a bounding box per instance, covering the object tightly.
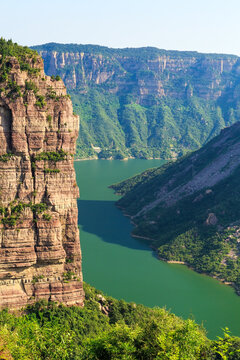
[75,159,240,339]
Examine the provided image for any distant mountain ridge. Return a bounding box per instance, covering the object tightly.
[111,121,240,294]
[32,43,240,159]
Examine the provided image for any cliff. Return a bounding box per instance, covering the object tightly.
[32,43,240,159]
[0,39,84,308]
[111,121,240,293]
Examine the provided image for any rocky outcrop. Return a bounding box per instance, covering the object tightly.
[0,49,84,308]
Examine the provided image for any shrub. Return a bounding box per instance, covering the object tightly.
[42,213,52,221]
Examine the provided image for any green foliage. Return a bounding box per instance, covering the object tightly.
[0,38,39,95]
[46,86,60,101]
[1,215,17,227]
[35,94,46,108]
[207,328,240,359]
[70,83,237,160]
[32,275,44,284]
[24,81,47,109]
[112,123,240,293]
[0,153,14,162]
[32,43,240,160]
[31,203,47,214]
[6,80,22,99]
[50,75,61,81]
[0,201,48,227]
[0,41,44,104]
[63,271,76,281]
[0,283,239,359]
[42,213,52,221]
[0,38,37,64]
[31,150,66,175]
[35,150,68,162]
[46,114,52,127]
[32,42,237,60]
[25,80,38,94]
[20,62,40,75]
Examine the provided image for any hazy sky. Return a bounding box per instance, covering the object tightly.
[1,0,240,55]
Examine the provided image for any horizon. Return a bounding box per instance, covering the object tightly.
[28,41,240,58]
[1,0,240,57]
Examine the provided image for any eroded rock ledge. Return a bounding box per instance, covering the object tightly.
[0,51,84,308]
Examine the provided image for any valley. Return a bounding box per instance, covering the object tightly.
[0,37,240,358]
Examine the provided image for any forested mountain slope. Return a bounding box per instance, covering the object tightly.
[32,43,240,159]
[111,122,240,293]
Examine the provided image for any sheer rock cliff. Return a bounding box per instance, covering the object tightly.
[32,44,240,160]
[0,50,84,308]
[36,48,239,102]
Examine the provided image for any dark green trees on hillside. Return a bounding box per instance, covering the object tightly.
[111,122,240,295]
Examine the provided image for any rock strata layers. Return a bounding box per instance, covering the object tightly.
[36,47,239,102]
[32,44,240,160]
[0,50,84,308]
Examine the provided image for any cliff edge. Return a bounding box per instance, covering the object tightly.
[0,39,84,308]
[32,43,240,160]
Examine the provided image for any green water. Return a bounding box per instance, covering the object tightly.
[75,159,240,339]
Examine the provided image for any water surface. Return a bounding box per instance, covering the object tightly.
[75,159,240,339]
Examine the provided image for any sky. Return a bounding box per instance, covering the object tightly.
[1,0,240,55]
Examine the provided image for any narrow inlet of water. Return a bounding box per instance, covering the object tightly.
[75,159,240,339]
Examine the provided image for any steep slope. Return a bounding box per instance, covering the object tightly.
[111,122,240,293]
[32,42,240,159]
[0,39,84,308]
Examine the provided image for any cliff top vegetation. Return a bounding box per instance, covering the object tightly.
[32,42,238,60]
[0,38,37,62]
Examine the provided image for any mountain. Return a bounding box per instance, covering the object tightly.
[111,121,240,293]
[31,42,240,159]
[0,39,84,308]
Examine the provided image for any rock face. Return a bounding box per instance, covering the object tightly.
[36,47,239,102]
[0,48,84,308]
[31,44,240,160]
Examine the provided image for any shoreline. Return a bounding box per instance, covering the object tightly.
[74,156,98,161]
[119,209,240,296]
[74,156,164,162]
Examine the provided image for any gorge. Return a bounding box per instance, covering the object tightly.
[0,39,240,358]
